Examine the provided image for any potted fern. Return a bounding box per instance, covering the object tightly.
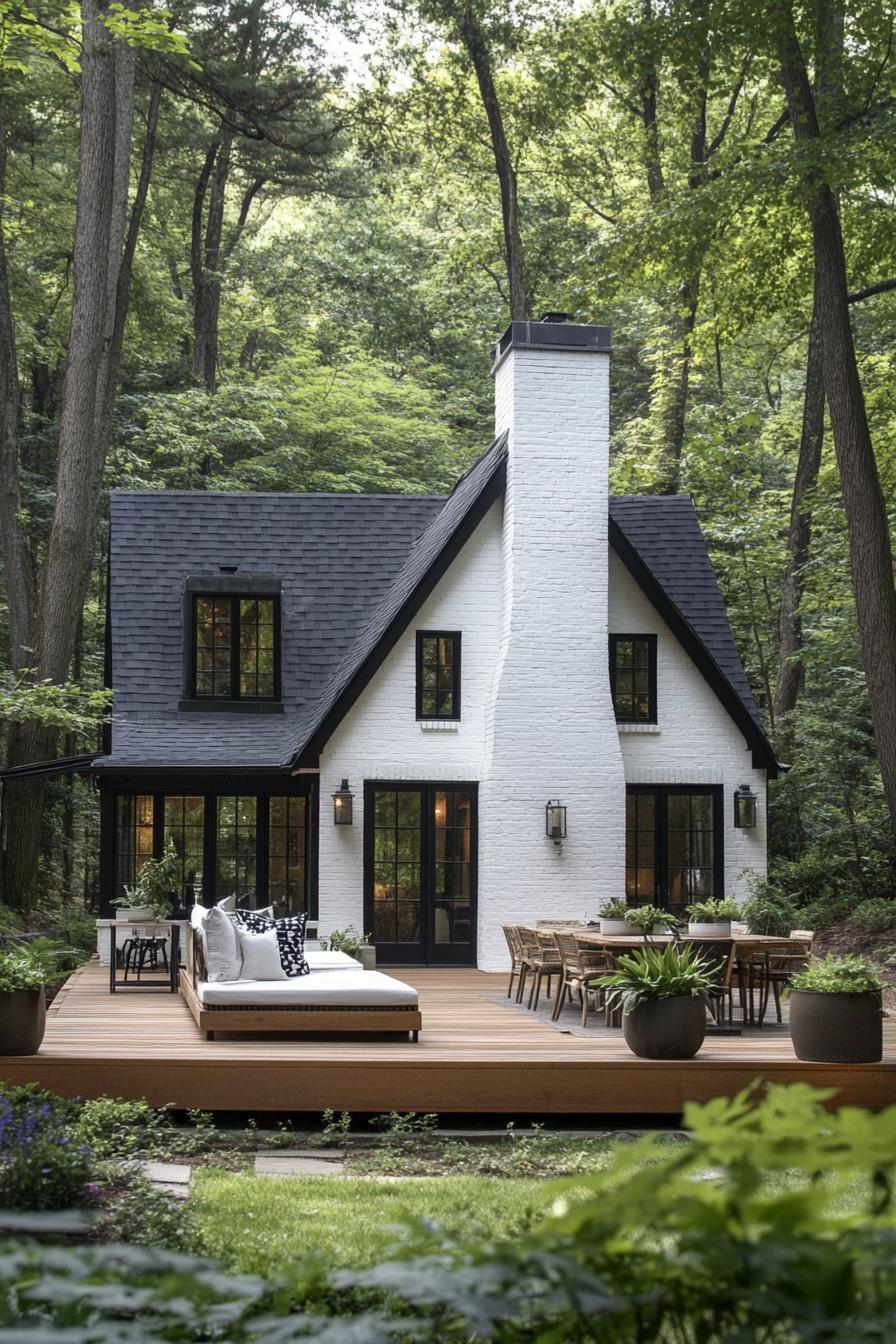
[599,899,636,936]
[788,956,884,1063]
[628,904,675,936]
[326,925,376,970]
[111,839,181,922]
[598,943,715,1059]
[687,898,740,938]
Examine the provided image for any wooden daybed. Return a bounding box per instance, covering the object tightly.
[181,926,422,1041]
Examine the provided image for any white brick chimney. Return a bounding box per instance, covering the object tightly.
[478,317,626,969]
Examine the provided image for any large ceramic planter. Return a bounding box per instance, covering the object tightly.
[622,996,707,1059]
[600,919,637,936]
[358,946,377,971]
[0,988,46,1055]
[789,989,883,1063]
[688,920,732,938]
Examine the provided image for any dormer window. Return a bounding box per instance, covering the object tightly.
[610,635,657,723]
[181,576,282,711]
[416,631,461,720]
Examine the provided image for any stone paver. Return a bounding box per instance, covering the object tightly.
[254,1152,347,1178]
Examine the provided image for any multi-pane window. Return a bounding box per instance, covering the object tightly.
[416,632,461,720]
[625,792,657,902]
[433,790,472,946]
[163,795,205,904]
[113,795,154,899]
[371,790,422,944]
[193,596,277,700]
[625,787,720,912]
[610,635,657,723]
[215,796,257,902]
[268,796,307,915]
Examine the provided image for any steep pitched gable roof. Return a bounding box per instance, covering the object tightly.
[608,494,778,774]
[286,433,508,767]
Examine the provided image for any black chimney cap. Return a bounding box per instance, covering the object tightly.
[540,311,572,323]
[492,316,611,373]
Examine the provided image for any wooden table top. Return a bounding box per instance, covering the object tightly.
[526,926,805,950]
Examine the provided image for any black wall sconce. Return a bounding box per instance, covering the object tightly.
[545,799,567,845]
[332,778,354,825]
[734,783,758,829]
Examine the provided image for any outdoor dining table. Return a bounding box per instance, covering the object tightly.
[528,928,807,1027]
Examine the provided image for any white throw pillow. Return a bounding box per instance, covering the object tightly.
[236,925,287,981]
[204,906,243,982]
[216,895,237,913]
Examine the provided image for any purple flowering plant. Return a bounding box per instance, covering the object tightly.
[0,1088,92,1210]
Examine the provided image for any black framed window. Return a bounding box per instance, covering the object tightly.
[163,795,205,905]
[215,796,258,902]
[610,635,657,723]
[113,795,154,899]
[268,796,308,915]
[625,785,723,913]
[416,631,461,720]
[193,595,279,701]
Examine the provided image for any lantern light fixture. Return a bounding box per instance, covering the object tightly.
[332,778,354,826]
[734,783,758,829]
[545,799,567,845]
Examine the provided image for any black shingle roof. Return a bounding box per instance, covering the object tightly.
[101,444,776,774]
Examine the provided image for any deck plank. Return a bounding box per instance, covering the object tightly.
[1,961,894,1113]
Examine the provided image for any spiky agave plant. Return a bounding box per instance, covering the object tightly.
[597,943,716,1016]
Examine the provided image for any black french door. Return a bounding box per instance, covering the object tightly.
[625,785,724,916]
[364,782,478,965]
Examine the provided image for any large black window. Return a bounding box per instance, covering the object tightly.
[215,796,258,902]
[610,635,657,723]
[113,795,154,900]
[192,596,278,701]
[625,786,723,913]
[268,796,307,915]
[163,795,206,905]
[416,632,461,720]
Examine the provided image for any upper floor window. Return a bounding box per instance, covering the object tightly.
[192,595,279,701]
[610,634,657,723]
[416,631,461,720]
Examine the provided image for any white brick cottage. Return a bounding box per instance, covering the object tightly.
[92,317,777,971]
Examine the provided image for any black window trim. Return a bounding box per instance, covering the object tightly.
[183,588,282,709]
[625,783,724,910]
[415,630,462,721]
[610,633,657,724]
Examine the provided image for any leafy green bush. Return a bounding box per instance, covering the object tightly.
[789,955,883,994]
[598,943,715,1013]
[0,947,52,991]
[686,897,739,921]
[852,898,896,933]
[625,903,672,932]
[0,1089,92,1210]
[76,1097,213,1161]
[741,882,797,935]
[598,898,629,920]
[325,925,371,956]
[97,1174,196,1251]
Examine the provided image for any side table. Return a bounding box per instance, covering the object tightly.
[109,920,181,994]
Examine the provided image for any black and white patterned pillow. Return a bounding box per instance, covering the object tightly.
[232,908,308,977]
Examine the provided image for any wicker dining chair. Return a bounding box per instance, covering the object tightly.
[690,939,736,1026]
[761,931,815,1023]
[502,923,524,1000]
[551,931,610,1028]
[515,927,562,1009]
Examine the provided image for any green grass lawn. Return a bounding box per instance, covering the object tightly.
[191,1169,555,1277]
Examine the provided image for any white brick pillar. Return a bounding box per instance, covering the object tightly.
[477,319,626,969]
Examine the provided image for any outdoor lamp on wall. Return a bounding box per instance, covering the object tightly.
[734,783,758,829]
[332,779,354,826]
[545,800,567,845]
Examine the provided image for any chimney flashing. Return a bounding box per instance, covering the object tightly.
[491,318,612,376]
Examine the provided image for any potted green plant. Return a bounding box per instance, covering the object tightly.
[599,899,636,936]
[111,839,181,923]
[628,904,675,936]
[686,898,740,938]
[326,925,376,970]
[0,947,52,1054]
[787,955,884,1063]
[598,943,715,1059]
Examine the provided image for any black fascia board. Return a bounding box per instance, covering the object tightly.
[609,517,780,776]
[293,455,507,769]
[0,753,99,782]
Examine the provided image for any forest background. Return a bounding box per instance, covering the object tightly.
[0,0,894,937]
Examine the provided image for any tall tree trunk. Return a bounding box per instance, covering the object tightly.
[1,0,140,909]
[775,0,896,831]
[191,134,232,392]
[455,2,528,318]
[774,307,824,735]
[648,275,700,495]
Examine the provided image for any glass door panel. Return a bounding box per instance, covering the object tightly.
[366,784,477,965]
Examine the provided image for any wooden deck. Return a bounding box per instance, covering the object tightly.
[2,960,895,1114]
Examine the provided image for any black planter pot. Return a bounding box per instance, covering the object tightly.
[789,989,883,1063]
[0,987,47,1055]
[622,996,707,1059]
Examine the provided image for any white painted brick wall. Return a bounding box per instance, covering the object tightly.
[478,345,626,969]
[317,503,503,940]
[609,550,767,899]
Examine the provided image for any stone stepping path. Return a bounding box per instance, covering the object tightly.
[143,1161,193,1199]
[254,1149,347,1178]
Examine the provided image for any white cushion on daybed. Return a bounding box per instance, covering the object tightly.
[306,950,363,972]
[196,969,417,1008]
